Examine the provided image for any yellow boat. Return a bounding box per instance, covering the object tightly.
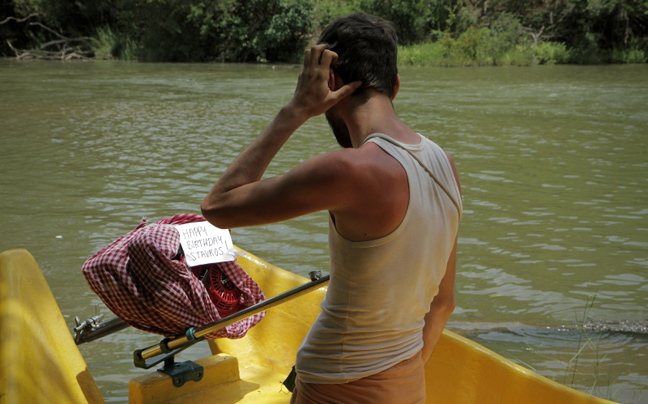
[0,247,617,404]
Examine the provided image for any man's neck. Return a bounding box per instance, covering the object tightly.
[344,92,419,148]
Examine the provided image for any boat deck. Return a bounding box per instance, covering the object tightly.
[130,354,292,404]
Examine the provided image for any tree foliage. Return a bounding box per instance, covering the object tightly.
[482,0,648,62]
[1,0,313,62]
[1,0,646,63]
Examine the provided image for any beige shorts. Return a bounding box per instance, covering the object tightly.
[290,351,425,404]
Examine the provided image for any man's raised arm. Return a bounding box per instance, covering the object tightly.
[201,45,360,229]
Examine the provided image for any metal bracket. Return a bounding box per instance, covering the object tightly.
[158,356,204,388]
[73,305,131,345]
[133,337,197,370]
[73,313,104,344]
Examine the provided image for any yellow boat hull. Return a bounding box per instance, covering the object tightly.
[0,249,105,404]
[1,248,616,404]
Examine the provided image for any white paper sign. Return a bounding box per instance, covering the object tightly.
[174,222,235,267]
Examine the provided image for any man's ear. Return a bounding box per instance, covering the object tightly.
[392,74,401,100]
[328,67,336,90]
[330,70,349,96]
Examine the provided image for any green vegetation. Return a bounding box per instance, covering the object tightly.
[399,26,573,67]
[1,0,647,64]
[1,0,314,62]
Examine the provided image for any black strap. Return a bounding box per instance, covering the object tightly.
[365,134,462,219]
[283,366,297,392]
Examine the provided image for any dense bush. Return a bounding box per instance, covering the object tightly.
[1,0,646,64]
[2,0,313,62]
[533,42,572,65]
[364,0,442,44]
[135,0,314,62]
[311,0,364,31]
[417,15,537,66]
[398,13,574,67]
[483,0,648,64]
[310,0,460,44]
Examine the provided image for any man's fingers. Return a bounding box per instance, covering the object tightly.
[331,81,362,102]
[305,44,337,69]
[303,48,311,68]
[293,45,358,118]
[329,52,339,67]
[319,48,337,68]
[310,44,327,66]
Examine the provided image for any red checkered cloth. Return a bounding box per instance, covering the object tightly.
[81,213,265,339]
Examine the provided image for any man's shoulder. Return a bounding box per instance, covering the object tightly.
[310,144,383,169]
[291,148,366,188]
[293,146,399,198]
[326,143,400,176]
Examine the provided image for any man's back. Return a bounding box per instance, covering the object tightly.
[296,133,462,384]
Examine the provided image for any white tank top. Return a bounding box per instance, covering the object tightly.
[295,133,462,384]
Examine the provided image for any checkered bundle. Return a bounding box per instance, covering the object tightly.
[81,213,265,339]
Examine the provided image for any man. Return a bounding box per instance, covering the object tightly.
[202,13,462,404]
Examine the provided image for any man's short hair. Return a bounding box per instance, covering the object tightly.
[318,13,398,99]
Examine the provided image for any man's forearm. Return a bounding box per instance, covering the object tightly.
[201,45,361,226]
[421,301,454,364]
[203,105,306,204]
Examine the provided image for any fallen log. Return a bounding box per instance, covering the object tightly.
[7,39,93,60]
[4,18,94,61]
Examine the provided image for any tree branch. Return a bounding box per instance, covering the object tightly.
[28,21,69,40]
[0,13,38,26]
[39,37,92,50]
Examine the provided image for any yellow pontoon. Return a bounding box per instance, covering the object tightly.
[0,248,616,404]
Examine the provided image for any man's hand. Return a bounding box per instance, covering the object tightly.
[287,44,361,121]
[202,45,360,229]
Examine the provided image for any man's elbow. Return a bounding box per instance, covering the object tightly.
[201,199,229,229]
[445,298,456,317]
[432,295,455,318]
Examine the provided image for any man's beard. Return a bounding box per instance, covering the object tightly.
[325,110,353,149]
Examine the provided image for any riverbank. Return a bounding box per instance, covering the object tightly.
[398,40,570,67]
[398,29,646,67]
[4,38,645,67]
[3,1,647,65]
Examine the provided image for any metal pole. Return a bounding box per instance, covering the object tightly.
[137,274,329,361]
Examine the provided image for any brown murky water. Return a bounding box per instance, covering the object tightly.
[1,60,646,403]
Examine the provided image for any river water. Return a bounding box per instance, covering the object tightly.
[1,60,646,403]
